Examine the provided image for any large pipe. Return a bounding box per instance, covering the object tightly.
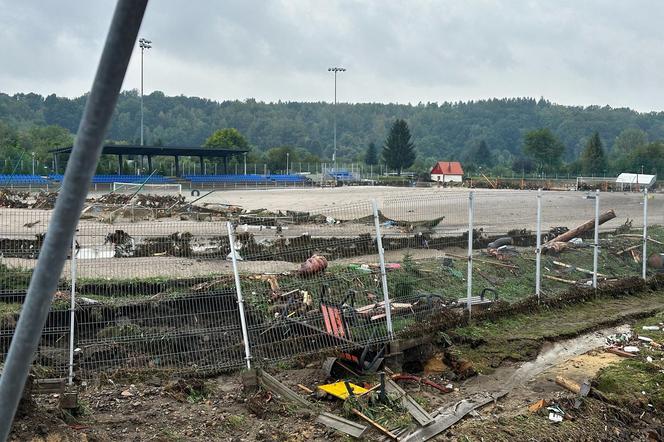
[0,2,148,438]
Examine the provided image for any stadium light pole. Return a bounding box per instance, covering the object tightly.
[243,152,247,175]
[286,152,290,175]
[328,67,346,170]
[139,37,152,146]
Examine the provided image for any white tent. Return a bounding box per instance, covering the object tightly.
[615,173,656,190]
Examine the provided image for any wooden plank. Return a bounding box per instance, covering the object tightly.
[32,378,66,395]
[543,274,577,284]
[351,408,398,440]
[316,412,368,438]
[552,260,607,277]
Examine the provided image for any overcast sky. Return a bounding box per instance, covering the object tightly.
[1,0,663,111]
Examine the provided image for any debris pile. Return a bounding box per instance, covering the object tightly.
[0,189,58,209]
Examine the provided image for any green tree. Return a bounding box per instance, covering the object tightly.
[265,146,296,173]
[24,125,73,155]
[522,128,565,172]
[383,119,416,175]
[613,128,647,154]
[579,131,607,175]
[468,139,492,167]
[365,142,378,165]
[203,128,249,150]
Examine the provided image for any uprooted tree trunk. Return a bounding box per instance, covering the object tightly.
[543,209,616,253]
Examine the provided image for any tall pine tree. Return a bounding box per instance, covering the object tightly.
[580,131,607,175]
[472,140,492,167]
[383,119,416,175]
[365,142,378,165]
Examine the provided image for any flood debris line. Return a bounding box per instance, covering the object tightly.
[543,209,617,253]
[0,189,58,209]
[604,327,664,360]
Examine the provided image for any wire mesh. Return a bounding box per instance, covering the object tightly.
[1,187,663,379]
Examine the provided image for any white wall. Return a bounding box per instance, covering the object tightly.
[431,174,462,183]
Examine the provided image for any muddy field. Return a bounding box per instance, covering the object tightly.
[10,282,664,441]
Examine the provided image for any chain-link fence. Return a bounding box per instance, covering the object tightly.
[0,188,661,379]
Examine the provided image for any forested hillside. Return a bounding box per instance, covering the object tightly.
[2,90,664,175]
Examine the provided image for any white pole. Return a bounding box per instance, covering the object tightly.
[226,222,252,369]
[593,189,600,289]
[643,188,649,280]
[372,200,393,337]
[467,191,475,318]
[68,231,77,385]
[535,188,542,300]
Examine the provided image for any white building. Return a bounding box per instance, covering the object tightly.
[615,173,656,191]
[430,161,464,183]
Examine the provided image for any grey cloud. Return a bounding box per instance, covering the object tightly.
[1,0,664,110]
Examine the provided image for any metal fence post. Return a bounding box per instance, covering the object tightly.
[467,191,475,318]
[593,189,600,289]
[643,188,649,280]
[372,200,393,338]
[226,222,252,369]
[68,231,77,385]
[535,189,542,301]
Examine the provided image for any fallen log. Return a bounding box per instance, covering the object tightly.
[544,275,578,284]
[605,347,637,358]
[552,260,607,277]
[543,209,616,252]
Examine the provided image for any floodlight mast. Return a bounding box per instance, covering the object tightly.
[328,67,346,169]
[139,37,152,146]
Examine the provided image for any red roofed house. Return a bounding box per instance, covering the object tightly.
[430,161,464,183]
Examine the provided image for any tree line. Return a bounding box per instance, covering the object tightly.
[0,90,663,176]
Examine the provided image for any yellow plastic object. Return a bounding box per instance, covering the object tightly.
[318,381,369,400]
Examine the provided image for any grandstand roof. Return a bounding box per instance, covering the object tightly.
[49,145,249,157]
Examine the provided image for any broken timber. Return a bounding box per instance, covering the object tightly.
[384,379,434,426]
[351,408,398,440]
[402,391,507,442]
[316,412,368,438]
[543,209,616,252]
[257,369,313,409]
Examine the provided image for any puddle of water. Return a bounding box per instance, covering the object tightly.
[78,247,115,260]
[505,324,631,389]
[456,324,632,398]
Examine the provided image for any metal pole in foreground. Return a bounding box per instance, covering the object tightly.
[0,2,147,438]
[593,189,600,289]
[372,200,393,337]
[535,189,542,301]
[467,191,475,318]
[68,232,78,386]
[643,188,649,280]
[227,222,252,369]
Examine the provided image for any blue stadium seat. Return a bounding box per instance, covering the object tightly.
[183,174,270,183]
[0,174,49,185]
[49,174,173,184]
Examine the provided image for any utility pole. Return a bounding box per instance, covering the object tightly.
[139,37,152,146]
[328,67,346,170]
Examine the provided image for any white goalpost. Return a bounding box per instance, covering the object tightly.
[112,182,182,195]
